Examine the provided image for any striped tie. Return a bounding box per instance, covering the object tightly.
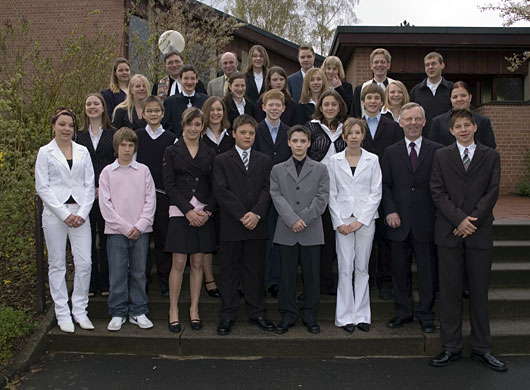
[242,150,249,170]
[462,148,470,171]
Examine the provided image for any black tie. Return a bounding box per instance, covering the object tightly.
[409,142,418,171]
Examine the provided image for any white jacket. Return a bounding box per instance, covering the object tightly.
[35,139,95,221]
[328,148,382,229]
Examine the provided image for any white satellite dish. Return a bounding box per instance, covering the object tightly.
[158,30,185,55]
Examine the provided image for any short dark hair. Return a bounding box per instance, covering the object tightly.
[298,45,314,55]
[233,114,257,131]
[113,127,138,154]
[142,95,164,111]
[287,125,311,140]
[164,51,182,63]
[178,64,198,78]
[181,107,204,132]
[450,109,475,129]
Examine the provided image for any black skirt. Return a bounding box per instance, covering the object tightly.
[165,216,216,254]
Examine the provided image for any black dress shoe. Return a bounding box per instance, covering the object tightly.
[342,323,355,333]
[217,319,233,335]
[303,321,320,334]
[429,350,462,367]
[471,352,508,372]
[386,316,413,329]
[249,316,275,331]
[190,318,202,331]
[168,320,181,333]
[379,288,393,300]
[268,284,279,298]
[274,320,294,335]
[420,319,436,333]
[356,322,370,332]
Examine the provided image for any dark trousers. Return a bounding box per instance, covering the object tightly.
[438,244,493,354]
[391,234,436,320]
[219,239,266,321]
[369,214,392,290]
[146,192,172,287]
[320,207,337,294]
[264,204,281,288]
[279,244,320,324]
[89,200,108,292]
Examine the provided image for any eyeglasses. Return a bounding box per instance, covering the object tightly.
[145,109,162,114]
[401,117,424,124]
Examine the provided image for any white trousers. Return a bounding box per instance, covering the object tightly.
[42,204,91,324]
[335,217,375,327]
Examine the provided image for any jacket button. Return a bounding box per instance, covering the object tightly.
[195,177,199,181]
[296,201,300,205]
[273,152,277,155]
[296,186,300,190]
[411,187,415,191]
[192,189,196,193]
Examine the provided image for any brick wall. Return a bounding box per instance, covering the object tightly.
[345,47,373,87]
[475,104,530,193]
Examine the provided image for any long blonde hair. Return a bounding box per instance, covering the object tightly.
[112,74,151,123]
[300,68,328,104]
[383,80,409,111]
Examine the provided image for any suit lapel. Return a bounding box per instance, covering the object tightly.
[337,152,355,181]
[275,123,287,147]
[398,140,412,172]
[467,143,486,175]
[373,119,384,142]
[449,143,466,175]
[50,139,70,170]
[297,158,314,183]
[415,139,430,172]
[229,148,247,174]
[354,149,371,178]
[285,158,298,182]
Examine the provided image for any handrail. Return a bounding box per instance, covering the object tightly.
[34,195,46,314]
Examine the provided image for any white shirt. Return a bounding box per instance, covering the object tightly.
[88,125,103,150]
[145,124,165,140]
[182,91,196,108]
[405,136,422,156]
[234,98,246,115]
[254,71,263,93]
[169,79,182,96]
[205,128,228,145]
[301,69,307,79]
[235,144,251,165]
[427,78,442,95]
[456,141,476,162]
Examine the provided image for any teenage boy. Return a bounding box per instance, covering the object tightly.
[135,96,177,297]
[99,127,156,332]
[162,65,208,137]
[360,83,403,301]
[410,52,453,135]
[430,109,506,372]
[352,48,395,118]
[254,89,292,298]
[270,125,329,334]
[213,114,274,335]
[288,45,316,103]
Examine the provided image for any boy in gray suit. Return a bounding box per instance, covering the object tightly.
[269,125,330,334]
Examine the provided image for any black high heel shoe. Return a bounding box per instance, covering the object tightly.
[205,280,221,298]
[190,318,203,331]
[168,315,181,333]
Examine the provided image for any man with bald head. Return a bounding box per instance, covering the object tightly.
[207,52,239,97]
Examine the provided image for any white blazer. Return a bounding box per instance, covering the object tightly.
[328,148,382,229]
[35,139,95,221]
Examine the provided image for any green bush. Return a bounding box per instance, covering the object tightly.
[518,149,530,197]
[0,306,36,363]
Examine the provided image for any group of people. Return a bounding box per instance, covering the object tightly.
[35,43,506,371]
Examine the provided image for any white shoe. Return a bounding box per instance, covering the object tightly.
[76,318,95,330]
[58,321,75,333]
[107,317,126,331]
[129,314,153,329]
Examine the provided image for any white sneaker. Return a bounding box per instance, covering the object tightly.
[129,314,153,329]
[58,321,75,333]
[107,317,126,331]
[76,317,95,330]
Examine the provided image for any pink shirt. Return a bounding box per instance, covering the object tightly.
[98,159,156,235]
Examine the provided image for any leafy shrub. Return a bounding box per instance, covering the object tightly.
[518,149,530,197]
[0,306,36,363]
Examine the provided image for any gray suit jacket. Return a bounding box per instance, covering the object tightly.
[207,75,225,98]
[270,157,329,246]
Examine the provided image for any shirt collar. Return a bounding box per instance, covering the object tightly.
[264,118,280,131]
[456,141,476,156]
[427,78,442,89]
[365,113,381,122]
[111,158,138,170]
[146,124,164,136]
[253,71,263,79]
[405,136,422,149]
[235,144,251,156]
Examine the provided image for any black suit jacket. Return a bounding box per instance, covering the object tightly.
[410,77,453,135]
[430,142,500,249]
[253,120,291,166]
[245,73,265,106]
[382,138,443,242]
[162,92,208,137]
[213,148,272,241]
[226,99,255,130]
[112,107,146,131]
[75,128,116,187]
[361,115,404,160]
[428,110,497,149]
[335,81,353,116]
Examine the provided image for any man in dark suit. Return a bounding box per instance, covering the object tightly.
[360,83,404,300]
[162,65,208,137]
[429,109,506,371]
[382,102,442,334]
[287,45,315,103]
[213,114,274,336]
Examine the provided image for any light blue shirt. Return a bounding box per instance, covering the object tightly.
[265,118,280,144]
[365,113,381,139]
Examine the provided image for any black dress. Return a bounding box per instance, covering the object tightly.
[101,89,126,120]
[163,138,217,253]
[112,107,146,131]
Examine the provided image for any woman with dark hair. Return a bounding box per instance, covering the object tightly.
[101,58,130,119]
[223,72,255,129]
[76,93,116,298]
[306,89,348,296]
[428,81,496,149]
[163,108,217,333]
[35,108,95,333]
[254,66,296,126]
[112,74,151,131]
[295,67,328,125]
[244,45,270,105]
[321,56,353,116]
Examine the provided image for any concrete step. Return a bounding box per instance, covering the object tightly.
[493,220,530,241]
[45,317,530,358]
[493,241,530,262]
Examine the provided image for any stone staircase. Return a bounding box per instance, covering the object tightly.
[45,221,530,358]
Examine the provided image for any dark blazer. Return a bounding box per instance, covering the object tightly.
[226,99,255,130]
[75,128,116,187]
[410,77,454,135]
[430,142,500,249]
[162,92,208,137]
[334,81,353,116]
[202,130,235,155]
[245,73,266,106]
[381,138,443,242]
[428,110,497,149]
[295,103,315,125]
[253,120,291,166]
[361,115,404,160]
[254,96,297,127]
[162,138,216,215]
[213,148,272,241]
[112,107,146,131]
[101,89,126,120]
[287,70,304,103]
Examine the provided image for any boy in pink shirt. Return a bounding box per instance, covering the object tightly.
[99,127,156,331]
